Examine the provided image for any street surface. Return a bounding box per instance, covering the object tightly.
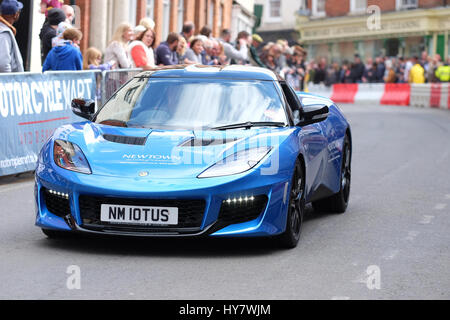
[0,103,449,300]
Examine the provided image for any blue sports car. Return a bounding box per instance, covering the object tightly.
[35,65,352,248]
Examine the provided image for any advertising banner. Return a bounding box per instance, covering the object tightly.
[0,71,97,176]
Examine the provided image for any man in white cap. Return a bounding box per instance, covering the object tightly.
[0,0,24,72]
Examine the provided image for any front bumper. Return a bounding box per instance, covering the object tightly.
[35,163,292,238]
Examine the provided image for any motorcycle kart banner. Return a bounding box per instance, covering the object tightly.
[0,71,97,176]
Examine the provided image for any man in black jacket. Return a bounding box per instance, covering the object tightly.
[350,54,365,83]
[39,8,66,64]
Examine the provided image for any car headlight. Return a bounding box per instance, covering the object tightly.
[53,140,92,174]
[198,146,272,178]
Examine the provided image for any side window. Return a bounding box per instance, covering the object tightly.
[280,82,301,112]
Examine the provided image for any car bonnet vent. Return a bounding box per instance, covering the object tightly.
[179,138,239,147]
[103,134,148,146]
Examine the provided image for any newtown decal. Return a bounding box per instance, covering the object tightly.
[122,154,182,162]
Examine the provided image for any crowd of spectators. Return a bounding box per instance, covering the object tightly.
[308,52,450,87]
[1,0,449,88]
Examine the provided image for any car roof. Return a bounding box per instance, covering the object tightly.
[135,64,282,81]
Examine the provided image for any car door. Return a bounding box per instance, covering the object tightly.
[280,83,329,197]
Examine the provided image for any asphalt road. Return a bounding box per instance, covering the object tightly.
[1,103,449,300]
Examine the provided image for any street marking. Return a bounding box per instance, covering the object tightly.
[382,249,399,261]
[419,215,435,225]
[405,231,420,242]
[434,203,447,210]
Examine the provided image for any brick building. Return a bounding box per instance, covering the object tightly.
[17,0,255,72]
[74,0,236,55]
[297,0,450,62]
[253,0,301,44]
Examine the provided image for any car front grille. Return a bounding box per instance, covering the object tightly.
[43,189,71,218]
[217,195,268,226]
[78,195,206,232]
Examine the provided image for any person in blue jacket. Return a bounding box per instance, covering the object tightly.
[43,28,83,71]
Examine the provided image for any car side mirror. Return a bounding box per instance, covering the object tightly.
[71,98,96,121]
[297,104,329,126]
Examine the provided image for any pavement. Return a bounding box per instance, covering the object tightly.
[0,103,449,300]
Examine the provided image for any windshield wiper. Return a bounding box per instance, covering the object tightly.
[211,122,287,131]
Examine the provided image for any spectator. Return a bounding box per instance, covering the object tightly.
[0,0,24,73]
[104,22,133,69]
[339,61,352,83]
[266,44,283,73]
[200,25,212,38]
[313,58,327,84]
[395,57,406,83]
[404,57,413,83]
[155,32,180,66]
[195,35,211,65]
[384,60,397,83]
[427,55,441,83]
[40,0,63,17]
[210,40,228,66]
[181,21,195,42]
[350,54,365,83]
[184,37,204,64]
[435,59,450,82]
[324,62,339,87]
[202,38,215,65]
[375,56,386,83]
[43,28,83,71]
[219,29,248,64]
[83,47,115,71]
[233,30,251,64]
[62,4,74,24]
[176,36,188,64]
[51,21,72,47]
[39,8,66,63]
[139,17,155,30]
[364,62,378,83]
[248,34,267,68]
[128,27,156,70]
[409,56,425,84]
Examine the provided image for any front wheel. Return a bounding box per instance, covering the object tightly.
[312,135,351,214]
[278,160,305,249]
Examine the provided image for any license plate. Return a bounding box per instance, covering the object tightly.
[100,204,178,226]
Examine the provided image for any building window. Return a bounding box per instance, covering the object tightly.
[312,0,326,17]
[350,0,367,13]
[162,0,171,41]
[209,1,214,26]
[129,0,137,26]
[396,0,418,10]
[269,0,281,18]
[146,0,154,20]
[219,3,223,29]
[178,0,184,32]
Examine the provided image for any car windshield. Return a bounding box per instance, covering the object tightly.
[95,77,287,129]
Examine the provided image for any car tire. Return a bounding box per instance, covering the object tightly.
[312,135,351,214]
[278,159,305,249]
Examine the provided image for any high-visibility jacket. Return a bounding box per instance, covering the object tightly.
[435,65,450,82]
[409,64,425,84]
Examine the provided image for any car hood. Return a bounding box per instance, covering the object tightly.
[56,122,295,179]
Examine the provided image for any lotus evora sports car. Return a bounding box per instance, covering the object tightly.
[35,65,352,248]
